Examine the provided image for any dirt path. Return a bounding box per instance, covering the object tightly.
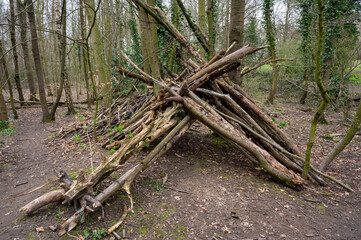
[0,108,92,239]
[0,103,360,240]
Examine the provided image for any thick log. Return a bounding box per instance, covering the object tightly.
[183,92,303,189]
[19,189,65,215]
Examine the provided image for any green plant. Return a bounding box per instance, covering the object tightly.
[278,121,287,128]
[74,134,81,142]
[148,179,166,191]
[113,125,124,134]
[80,143,87,149]
[76,113,85,121]
[127,130,133,138]
[211,134,231,151]
[82,227,107,239]
[55,213,62,221]
[0,120,10,130]
[110,146,117,154]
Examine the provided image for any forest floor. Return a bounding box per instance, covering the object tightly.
[0,94,360,240]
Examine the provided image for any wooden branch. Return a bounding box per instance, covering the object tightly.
[131,0,205,64]
[19,189,65,215]
[176,0,209,53]
[117,66,150,84]
[58,115,193,235]
[241,58,295,76]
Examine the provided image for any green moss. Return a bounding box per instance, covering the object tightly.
[14,214,27,224]
[317,205,326,212]
[137,226,148,235]
[27,232,35,240]
[323,190,331,196]
[155,228,166,238]
[1,163,10,168]
[110,172,121,179]
[211,135,232,152]
[221,173,230,179]
[172,223,187,239]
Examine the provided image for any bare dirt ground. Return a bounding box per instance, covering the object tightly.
[0,97,360,240]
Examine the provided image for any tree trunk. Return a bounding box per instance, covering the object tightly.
[299,65,309,104]
[83,0,112,109]
[263,0,279,104]
[0,39,18,119]
[302,0,330,179]
[283,0,291,43]
[169,0,179,72]
[228,0,245,85]
[9,0,25,104]
[198,0,207,58]
[17,0,37,101]
[26,0,51,122]
[0,86,7,121]
[319,101,361,171]
[51,0,76,119]
[207,0,215,58]
[79,0,91,108]
[137,0,162,95]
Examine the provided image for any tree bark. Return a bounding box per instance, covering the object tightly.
[50,0,76,119]
[83,0,112,109]
[303,0,330,179]
[26,0,51,121]
[9,0,25,104]
[79,1,91,108]
[228,0,245,85]
[0,81,8,121]
[198,0,207,58]
[0,39,18,119]
[263,0,279,104]
[17,0,37,101]
[319,101,361,171]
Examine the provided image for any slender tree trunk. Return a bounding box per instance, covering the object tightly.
[79,1,91,108]
[224,0,230,49]
[17,0,37,101]
[0,39,18,119]
[302,0,330,179]
[139,6,151,74]
[228,0,245,85]
[264,0,279,104]
[207,0,214,58]
[9,0,25,104]
[51,0,76,119]
[26,0,51,121]
[198,0,207,58]
[83,0,112,109]
[37,0,53,97]
[169,0,178,72]
[0,86,7,121]
[283,0,291,43]
[319,101,361,171]
[137,0,161,95]
[299,67,309,104]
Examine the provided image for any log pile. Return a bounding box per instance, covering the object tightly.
[20,3,350,236]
